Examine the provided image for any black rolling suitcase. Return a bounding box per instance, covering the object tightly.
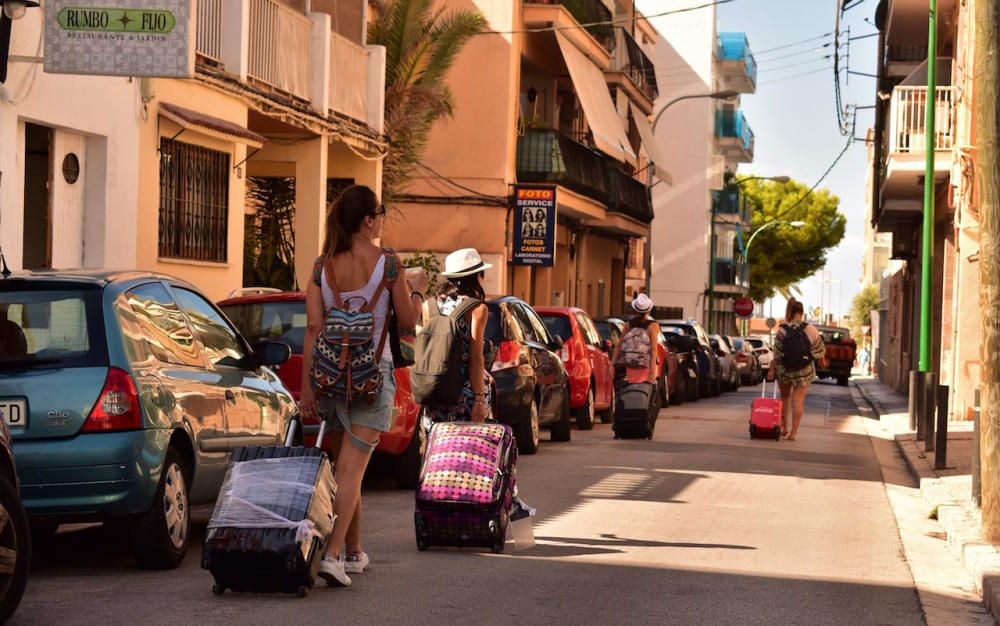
[613,381,659,440]
[202,417,336,598]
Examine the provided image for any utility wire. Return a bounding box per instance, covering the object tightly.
[754,43,835,63]
[753,32,834,55]
[482,0,734,36]
[769,133,855,223]
[757,66,834,85]
[416,162,502,200]
[757,55,833,73]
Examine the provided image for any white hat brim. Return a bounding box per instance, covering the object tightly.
[441,262,493,278]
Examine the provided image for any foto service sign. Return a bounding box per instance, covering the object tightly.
[45,0,194,78]
[513,186,556,267]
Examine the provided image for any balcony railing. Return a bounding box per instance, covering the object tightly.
[196,0,224,63]
[613,28,658,101]
[715,109,755,154]
[516,129,610,202]
[712,189,749,221]
[247,0,312,101]
[717,32,757,85]
[607,167,653,224]
[887,86,954,154]
[714,258,748,288]
[329,31,369,122]
[531,0,615,52]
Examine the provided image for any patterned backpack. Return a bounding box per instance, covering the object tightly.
[310,252,396,406]
[617,323,652,369]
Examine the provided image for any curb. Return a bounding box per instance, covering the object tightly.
[852,381,1000,624]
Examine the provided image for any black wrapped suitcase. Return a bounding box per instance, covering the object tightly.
[613,381,659,440]
[202,418,336,598]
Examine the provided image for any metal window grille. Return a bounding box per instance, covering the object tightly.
[158,138,231,262]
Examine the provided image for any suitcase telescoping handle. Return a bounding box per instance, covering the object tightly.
[282,413,329,448]
[760,379,778,399]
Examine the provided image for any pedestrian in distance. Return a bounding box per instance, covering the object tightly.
[610,293,661,387]
[767,298,827,441]
[300,185,423,587]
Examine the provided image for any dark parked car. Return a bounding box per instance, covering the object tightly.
[662,328,699,403]
[1,271,296,569]
[486,297,572,454]
[0,410,29,622]
[661,320,720,398]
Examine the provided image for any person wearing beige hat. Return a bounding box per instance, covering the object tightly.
[610,293,661,385]
[421,248,493,423]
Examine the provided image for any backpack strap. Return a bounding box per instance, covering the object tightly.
[450,297,484,321]
[428,297,442,319]
[322,256,345,309]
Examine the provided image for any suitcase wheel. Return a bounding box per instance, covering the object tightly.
[212,584,226,596]
[296,586,309,598]
[416,537,429,552]
[774,428,781,441]
[749,424,756,439]
[491,540,505,554]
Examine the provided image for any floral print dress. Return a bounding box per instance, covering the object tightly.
[422,295,494,423]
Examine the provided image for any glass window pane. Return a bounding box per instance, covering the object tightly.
[126,283,199,366]
[174,288,246,367]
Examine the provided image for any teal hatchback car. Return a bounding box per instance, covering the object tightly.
[0,271,296,569]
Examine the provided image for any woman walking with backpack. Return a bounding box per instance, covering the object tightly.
[299,185,421,587]
[767,298,827,441]
[610,293,661,386]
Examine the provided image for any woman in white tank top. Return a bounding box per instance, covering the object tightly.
[299,185,422,587]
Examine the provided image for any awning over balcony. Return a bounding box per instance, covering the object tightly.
[159,102,266,148]
[630,101,671,185]
[555,31,636,164]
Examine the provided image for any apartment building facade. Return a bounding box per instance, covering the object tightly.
[640,0,756,334]
[0,0,385,301]
[381,0,667,317]
[869,0,979,420]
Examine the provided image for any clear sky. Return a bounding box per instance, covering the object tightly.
[717,0,879,321]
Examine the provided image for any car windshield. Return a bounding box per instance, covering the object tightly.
[220,301,306,353]
[540,314,573,343]
[593,321,613,342]
[0,285,107,369]
[663,323,695,337]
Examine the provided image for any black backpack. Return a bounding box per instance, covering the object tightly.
[411,297,483,407]
[780,323,813,371]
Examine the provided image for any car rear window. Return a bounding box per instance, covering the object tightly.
[0,285,107,369]
[220,301,307,354]
[747,338,764,349]
[485,303,505,346]
[540,314,572,343]
[594,321,612,342]
[732,338,745,350]
[663,323,695,337]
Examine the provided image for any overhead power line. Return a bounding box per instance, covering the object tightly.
[757,66,834,86]
[753,32,834,55]
[757,55,833,73]
[482,0,735,36]
[770,132,855,223]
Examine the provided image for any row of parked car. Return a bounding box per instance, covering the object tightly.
[0,269,778,619]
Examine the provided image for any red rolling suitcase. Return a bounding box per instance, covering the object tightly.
[749,380,782,440]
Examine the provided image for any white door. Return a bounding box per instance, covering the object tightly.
[50,130,86,269]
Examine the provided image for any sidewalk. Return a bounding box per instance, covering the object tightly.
[854,376,1000,623]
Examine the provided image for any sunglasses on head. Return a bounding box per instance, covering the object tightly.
[370,204,386,218]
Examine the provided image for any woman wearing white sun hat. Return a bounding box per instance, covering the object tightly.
[610,293,661,385]
[420,248,494,423]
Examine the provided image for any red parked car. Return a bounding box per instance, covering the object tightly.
[218,290,423,488]
[535,307,614,430]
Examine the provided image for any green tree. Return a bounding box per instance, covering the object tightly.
[368,0,486,203]
[848,284,880,338]
[244,176,297,290]
[741,178,847,301]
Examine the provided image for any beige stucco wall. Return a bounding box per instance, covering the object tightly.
[137,79,250,301]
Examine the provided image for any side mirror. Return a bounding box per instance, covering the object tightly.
[257,340,291,367]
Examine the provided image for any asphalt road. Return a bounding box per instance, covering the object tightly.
[15,381,929,625]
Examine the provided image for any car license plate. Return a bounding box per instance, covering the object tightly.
[0,399,27,429]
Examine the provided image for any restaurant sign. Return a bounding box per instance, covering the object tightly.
[45,0,194,77]
[512,186,557,267]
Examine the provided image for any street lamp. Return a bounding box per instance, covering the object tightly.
[649,90,739,134]
[734,175,791,185]
[0,0,40,83]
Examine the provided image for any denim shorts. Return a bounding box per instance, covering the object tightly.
[318,361,395,451]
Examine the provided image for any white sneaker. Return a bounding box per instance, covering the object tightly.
[318,555,352,587]
[345,551,370,574]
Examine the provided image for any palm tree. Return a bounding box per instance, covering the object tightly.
[368,0,486,203]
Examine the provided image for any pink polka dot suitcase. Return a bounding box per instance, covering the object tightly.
[414,421,516,553]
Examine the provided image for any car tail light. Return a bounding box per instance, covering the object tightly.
[736,353,748,363]
[492,340,520,372]
[82,367,142,433]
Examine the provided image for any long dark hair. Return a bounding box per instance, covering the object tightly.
[786,297,805,321]
[629,312,649,328]
[437,272,485,301]
[322,185,379,257]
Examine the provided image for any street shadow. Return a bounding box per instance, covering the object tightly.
[535,534,755,551]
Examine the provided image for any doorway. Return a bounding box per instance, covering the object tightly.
[22,123,52,269]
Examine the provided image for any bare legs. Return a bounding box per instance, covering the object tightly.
[788,384,809,441]
[328,431,364,555]
[778,380,792,436]
[325,424,379,560]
